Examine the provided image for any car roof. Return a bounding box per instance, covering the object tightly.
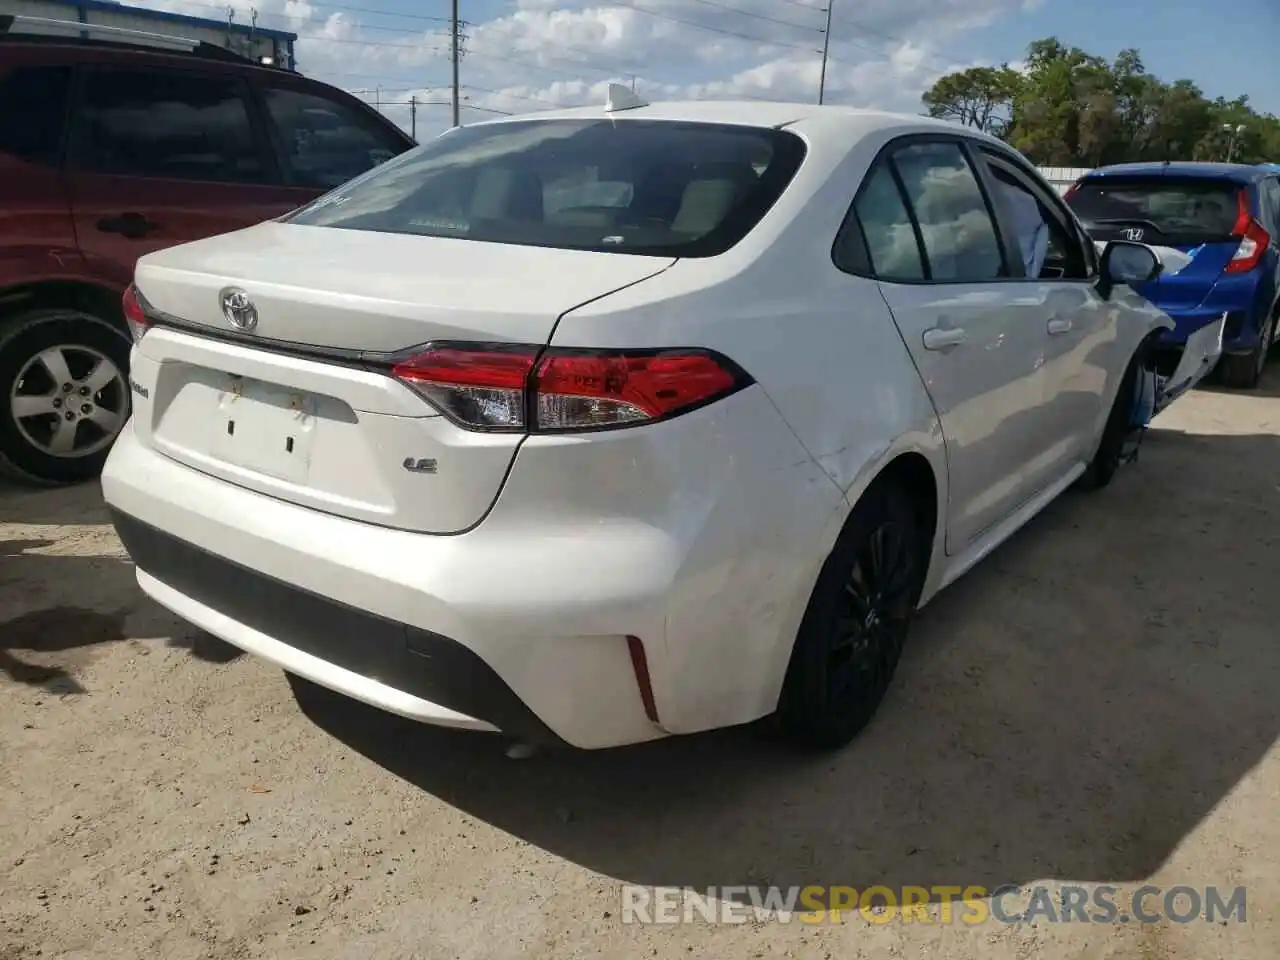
[1081,161,1273,185]
[0,33,286,75]
[462,98,983,141]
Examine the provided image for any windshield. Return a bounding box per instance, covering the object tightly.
[1067,177,1243,245]
[282,118,807,257]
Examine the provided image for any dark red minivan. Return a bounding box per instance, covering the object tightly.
[0,20,416,483]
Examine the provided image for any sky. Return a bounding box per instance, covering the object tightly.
[121,0,1280,141]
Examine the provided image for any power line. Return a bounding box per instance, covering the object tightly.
[612,1,822,54]
[463,84,566,110]
[123,0,972,117]
[682,0,824,33]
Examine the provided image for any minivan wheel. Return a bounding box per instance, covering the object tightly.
[778,483,924,750]
[0,309,132,485]
[1218,312,1274,390]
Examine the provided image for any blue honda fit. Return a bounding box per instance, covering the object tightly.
[1066,162,1280,388]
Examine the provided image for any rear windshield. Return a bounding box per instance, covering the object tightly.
[282,118,807,257]
[1067,178,1243,244]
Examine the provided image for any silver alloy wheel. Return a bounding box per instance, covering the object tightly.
[9,345,129,459]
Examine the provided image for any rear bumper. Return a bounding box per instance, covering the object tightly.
[1159,302,1267,355]
[111,508,560,744]
[101,423,674,750]
[101,385,840,749]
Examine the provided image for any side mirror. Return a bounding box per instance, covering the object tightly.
[1099,240,1162,298]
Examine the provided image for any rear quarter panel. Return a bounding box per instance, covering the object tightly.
[547,116,952,725]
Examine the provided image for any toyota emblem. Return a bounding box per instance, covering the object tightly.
[220,287,258,331]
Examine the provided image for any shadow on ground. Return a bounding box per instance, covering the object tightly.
[293,424,1280,901]
[0,535,241,694]
[0,477,115,525]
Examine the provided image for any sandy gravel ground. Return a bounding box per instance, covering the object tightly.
[2,375,1280,960]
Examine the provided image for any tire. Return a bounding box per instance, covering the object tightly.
[1079,352,1140,492]
[1217,311,1274,390]
[0,308,133,485]
[778,482,925,749]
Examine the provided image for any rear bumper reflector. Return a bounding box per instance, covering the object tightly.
[626,635,660,724]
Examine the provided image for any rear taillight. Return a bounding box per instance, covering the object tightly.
[122,283,152,342]
[390,343,751,432]
[1226,188,1271,274]
[1063,179,1082,200]
[391,344,535,430]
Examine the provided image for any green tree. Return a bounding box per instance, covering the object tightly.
[921,65,1023,134]
[920,36,1279,166]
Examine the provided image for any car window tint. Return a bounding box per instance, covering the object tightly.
[263,87,405,190]
[70,69,266,183]
[544,168,635,216]
[892,142,1005,282]
[853,161,925,280]
[282,118,807,258]
[1066,178,1240,245]
[0,65,72,165]
[985,163,1087,280]
[1265,179,1280,229]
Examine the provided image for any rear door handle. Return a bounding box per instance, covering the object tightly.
[1047,317,1073,335]
[96,212,158,239]
[922,327,968,350]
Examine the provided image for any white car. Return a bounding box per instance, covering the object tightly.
[101,89,1223,751]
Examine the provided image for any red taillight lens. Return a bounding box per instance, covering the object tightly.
[391,344,537,430]
[390,343,750,432]
[122,283,151,342]
[1226,190,1270,274]
[533,350,742,429]
[1063,179,1082,200]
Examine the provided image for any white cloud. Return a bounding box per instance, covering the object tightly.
[116,0,1029,139]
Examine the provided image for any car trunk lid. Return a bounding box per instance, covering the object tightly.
[129,222,675,533]
[135,221,675,351]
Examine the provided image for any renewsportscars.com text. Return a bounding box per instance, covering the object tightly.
[621,884,1247,925]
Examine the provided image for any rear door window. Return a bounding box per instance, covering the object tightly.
[261,86,408,191]
[1067,178,1242,245]
[283,118,806,257]
[850,161,925,281]
[0,65,72,165]
[891,141,1006,282]
[68,68,270,183]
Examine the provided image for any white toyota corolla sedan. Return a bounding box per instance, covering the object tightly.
[101,89,1224,751]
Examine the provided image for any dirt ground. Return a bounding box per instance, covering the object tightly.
[3,374,1280,960]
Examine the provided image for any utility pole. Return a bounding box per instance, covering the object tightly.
[410,95,417,139]
[375,85,381,113]
[818,1,833,105]
[451,0,461,127]
[1225,123,1245,162]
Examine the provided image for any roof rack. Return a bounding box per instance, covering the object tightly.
[0,14,277,67]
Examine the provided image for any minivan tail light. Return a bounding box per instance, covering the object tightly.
[390,344,751,432]
[122,283,152,342]
[1063,179,1082,200]
[1226,189,1271,274]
